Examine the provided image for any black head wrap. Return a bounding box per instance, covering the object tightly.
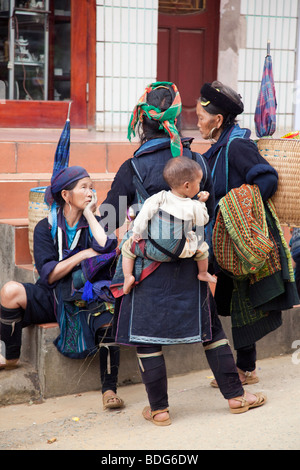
[200,83,244,116]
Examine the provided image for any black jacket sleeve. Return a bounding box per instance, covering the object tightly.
[229,138,278,201]
[194,153,215,220]
[99,159,136,234]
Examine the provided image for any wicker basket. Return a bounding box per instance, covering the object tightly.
[28,187,49,264]
[257,138,300,227]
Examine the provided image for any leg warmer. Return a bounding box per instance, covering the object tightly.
[204,339,244,399]
[136,345,168,411]
[0,306,23,360]
[236,344,256,373]
[96,327,120,394]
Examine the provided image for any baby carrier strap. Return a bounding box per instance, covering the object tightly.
[148,215,186,261]
[130,159,186,261]
[191,151,208,190]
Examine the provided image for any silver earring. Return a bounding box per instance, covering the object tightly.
[64,202,72,219]
[209,127,218,143]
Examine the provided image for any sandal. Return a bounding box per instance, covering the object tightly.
[230,392,267,414]
[142,406,171,426]
[0,358,19,371]
[102,390,124,410]
[210,369,259,388]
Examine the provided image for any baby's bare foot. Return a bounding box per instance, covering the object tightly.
[197,272,217,283]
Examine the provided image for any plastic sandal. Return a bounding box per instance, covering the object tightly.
[210,369,259,388]
[142,406,171,426]
[230,392,267,414]
[102,390,124,410]
[0,358,19,371]
[237,369,260,385]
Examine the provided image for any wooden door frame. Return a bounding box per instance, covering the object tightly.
[0,0,96,128]
[158,0,220,84]
[157,0,220,129]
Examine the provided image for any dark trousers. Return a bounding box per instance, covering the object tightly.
[0,305,120,394]
[236,344,256,372]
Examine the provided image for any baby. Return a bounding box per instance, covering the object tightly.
[122,156,216,294]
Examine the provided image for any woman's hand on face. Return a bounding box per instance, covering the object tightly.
[82,190,107,247]
[83,191,98,216]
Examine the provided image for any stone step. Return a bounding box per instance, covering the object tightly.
[0,128,210,220]
[0,173,115,219]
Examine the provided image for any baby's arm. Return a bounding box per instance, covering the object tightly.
[194,198,210,226]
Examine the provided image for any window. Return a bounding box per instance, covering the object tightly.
[49,0,71,101]
[0,0,95,128]
[0,0,71,101]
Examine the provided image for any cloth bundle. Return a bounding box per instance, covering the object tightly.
[291,228,300,263]
[212,184,275,277]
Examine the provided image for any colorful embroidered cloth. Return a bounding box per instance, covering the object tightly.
[230,202,297,332]
[127,82,183,157]
[213,184,298,335]
[212,184,278,278]
[80,249,117,282]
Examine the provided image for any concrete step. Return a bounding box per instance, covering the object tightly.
[0,133,139,219]
[0,129,210,220]
[0,173,115,219]
[0,218,31,265]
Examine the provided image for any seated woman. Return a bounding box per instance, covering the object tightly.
[0,166,124,410]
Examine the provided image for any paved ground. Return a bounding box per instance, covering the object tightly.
[0,353,299,451]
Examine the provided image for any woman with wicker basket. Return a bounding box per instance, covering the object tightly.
[0,166,124,410]
[197,81,299,387]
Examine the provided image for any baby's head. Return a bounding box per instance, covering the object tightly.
[163,156,203,198]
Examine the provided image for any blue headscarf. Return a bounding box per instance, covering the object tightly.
[44,166,90,239]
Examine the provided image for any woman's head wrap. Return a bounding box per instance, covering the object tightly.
[44,166,90,240]
[200,83,244,116]
[127,81,183,157]
[45,165,90,206]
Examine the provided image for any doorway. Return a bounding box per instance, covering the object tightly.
[157,0,220,129]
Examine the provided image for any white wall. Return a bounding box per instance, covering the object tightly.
[238,0,299,136]
[96,0,158,132]
[95,0,299,136]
